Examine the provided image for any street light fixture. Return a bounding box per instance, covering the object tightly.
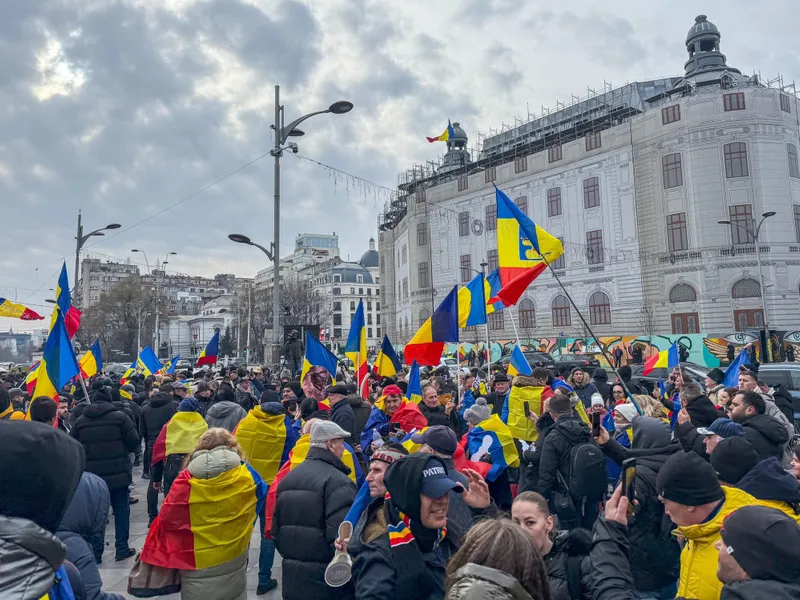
[74,210,122,306]
[718,211,776,353]
[266,85,353,365]
[228,234,274,261]
[131,249,150,273]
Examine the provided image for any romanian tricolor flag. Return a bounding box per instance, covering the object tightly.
[28,310,80,414]
[78,339,103,379]
[494,184,564,304]
[234,406,299,485]
[196,330,220,366]
[49,263,82,338]
[141,461,266,570]
[387,512,415,546]
[406,360,422,404]
[157,355,180,376]
[151,411,209,466]
[426,119,455,143]
[25,361,40,395]
[457,273,487,328]
[373,335,402,378]
[300,330,338,384]
[404,286,459,366]
[485,269,506,315]
[466,414,520,481]
[643,342,679,376]
[345,300,368,393]
[0,298,44,321]
[507,344,532,378]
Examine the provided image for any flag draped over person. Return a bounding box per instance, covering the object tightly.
[426,119,455,143]
[234,406,300,485]
[49,263,82,338]
[29,310,80,411]
[507,345,532,378]
[0,298,44,321]
[196,330,220,366]
[78,339,103,379]
[373,335,402,378]
[494,184,564,304]
[404,286,459,366]
[151,412,209,466]
[345,299,368,392]
[300,330,338,383]
[466,414,520,481]
[643,342,680,375]
[457,272,488,328]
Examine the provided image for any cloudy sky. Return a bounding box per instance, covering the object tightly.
[1,0,799,332]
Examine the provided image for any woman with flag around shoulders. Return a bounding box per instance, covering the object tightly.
[360,384,428,456]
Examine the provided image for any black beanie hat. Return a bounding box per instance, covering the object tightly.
[656,451,724,506]
[721,506,800,583]
[710,437,759,484]
[0,421,85,532]
[707,368,725,385]
[384,452,441,523]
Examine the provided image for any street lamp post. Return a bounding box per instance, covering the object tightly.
[155,252,177,355]
[131,249,150,274]
[74,210,121,306]
[267,85,353,365]
[718,211,776,357]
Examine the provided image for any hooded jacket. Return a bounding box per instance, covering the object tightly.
[675,486,757,600]
[740,412,790,461]
[544,529,593,600]
[736,457,800,520]
[206,400,248,432]
[592,369,611,403]
[139,391,177,447]
[446,564,533,600]
[569,378,599,410]
[348,395,371,448]
[537,415,592,501]
[71,389,140,490]
[685,394,721,428]
[329,397,356,442]
[601,416,682,591]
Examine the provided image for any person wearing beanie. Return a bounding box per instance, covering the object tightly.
[704,368,726,405]
[194,380,215,418]
[273,419,357,600]
[326,383,356,446]
[205,386,247,433]
[717,506,800,594]
[710,437,760,485]
[0,421,86,598]
[656,450,757,600]
[616,365,645,395]
[592,368,611,403]
[71,384,140,561]
[234,396,299,595]
[359,383,414,454]
[464,397,491,427]
[349,453,490,600]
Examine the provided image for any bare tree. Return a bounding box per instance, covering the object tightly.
[638,305,657,344]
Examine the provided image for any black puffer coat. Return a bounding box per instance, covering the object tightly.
[740,413,790,461]
[70,390,139,491]
[139,392,177,449]
[329,399,355,444]
[544,529,593,600]
[419,401,461,435]
[348,395,371,449]
[273,446,357,600]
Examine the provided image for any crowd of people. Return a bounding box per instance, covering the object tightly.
[2,353,800,600]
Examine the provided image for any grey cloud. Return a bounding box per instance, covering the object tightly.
[556,11,648,67]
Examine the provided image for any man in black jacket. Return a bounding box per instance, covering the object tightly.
[347,392,371,454]
[70,387,139,560]
[327,383,355,445]
[673,382,723,460]
[418,384,461,434]
[592,368,611,403]
[482,373,511,415]
[273,420,357,600]
[729,390,790,461]
[138,391,177,524]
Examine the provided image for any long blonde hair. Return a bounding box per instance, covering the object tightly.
[182,427,244,468]
[633,394,668,419]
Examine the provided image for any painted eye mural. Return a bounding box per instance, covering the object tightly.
[782,331,800,343]
[722,333,759,345]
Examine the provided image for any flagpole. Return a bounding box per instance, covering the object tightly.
[77,373,91,404]
[484,324,492,375]
[507,303,521,345]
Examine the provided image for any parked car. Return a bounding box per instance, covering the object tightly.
[176,359,192,369]
[496,351,555,370]
[439,357,460,378]
[628,361,710,393]
[753,363,800,429]
[554,353,602,372]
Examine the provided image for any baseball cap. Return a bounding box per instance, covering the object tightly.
[420,456,464,498]
[410,426,458,455]
[697,418,744,438]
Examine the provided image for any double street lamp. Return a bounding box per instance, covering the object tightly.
[718,211,776,354]
[231,85,352,365]
[74,211,121,305]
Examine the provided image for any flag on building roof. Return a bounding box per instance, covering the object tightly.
[643,342,680,376]
[49,263,82,338]
[426,119,455,143]
[140,461,265,570]
[466,414,520,482]
[234,406,299,485]
[373,335,402,378]
[494,184,564,304]
[345,299,369,393]
[404,286,459,366]
[507,345,532,378]
[458,272,487,328]
[0,298,44,321]
[29,310,80,409]
[300,330,339,383]
[137,346,164,377]
[151,412,209,466]
[406,359,422,404]
[78,339,103,379]
[196,330,220,366]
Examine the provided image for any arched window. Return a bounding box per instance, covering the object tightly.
[552,295,571,328]
[669,284,697,303]
[589,291,611,325]
[519,298,536,329]
[732,278,761,299]
[418,308,431,328]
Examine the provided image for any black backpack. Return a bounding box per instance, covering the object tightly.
[566,441,607,499]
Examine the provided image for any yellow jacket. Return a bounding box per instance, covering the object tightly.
[675,486,757,600]
[0,405,24,420]
[756,498,800,525]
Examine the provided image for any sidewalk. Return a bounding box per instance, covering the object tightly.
[97,463,282,599]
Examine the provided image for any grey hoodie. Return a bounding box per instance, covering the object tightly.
[205,401,248,432]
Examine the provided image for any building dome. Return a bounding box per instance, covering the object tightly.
[359,237,379,268]
[686,15,719,45]
[682,14,740,82]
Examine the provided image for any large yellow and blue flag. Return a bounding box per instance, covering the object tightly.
[78,339,103,379]
[50,263,82,338]
[404,286,459,366]
[158,355,180,376]
[120,358,137,385]
[406,359,422,404]
[507,344,532,378]
[196,330,220,366]
[0,298,43,321]
[345,300,368,391]
[373,335,402,378]
[466,414,520,481]
[137,346,164,377]
[426,119,455,143]
[301,330,338,383]
[485,269,506,315]
[29,310,80,406]
[458,272,487,328]
[495,184,564,303]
